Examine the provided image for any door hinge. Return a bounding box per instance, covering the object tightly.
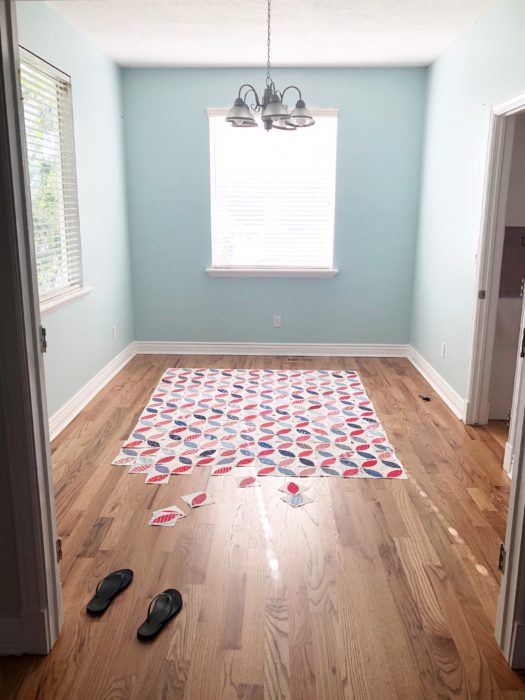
[56,537,63,563]
[478,290,487,299]
[40,326,47,353]
[498,542,506,574]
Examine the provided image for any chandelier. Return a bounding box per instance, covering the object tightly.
[226,0,315,131]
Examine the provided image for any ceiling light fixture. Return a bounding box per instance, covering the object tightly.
[226,0,315,131]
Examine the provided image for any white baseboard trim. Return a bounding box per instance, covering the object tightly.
[48,341,470,440]
[134,341,409,357]
[407,345,466,420]
[0,617,22,656]
[48,342,136,441]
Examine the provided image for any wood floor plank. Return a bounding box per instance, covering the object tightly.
[0,355,524,700]
[264,596,290,700]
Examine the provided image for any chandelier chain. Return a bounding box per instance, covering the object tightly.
[266,0,272,85]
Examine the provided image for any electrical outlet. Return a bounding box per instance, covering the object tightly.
[112,325,117,341]
[273,315,282,328]
[441,342,446,358]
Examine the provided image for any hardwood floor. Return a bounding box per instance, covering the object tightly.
[476,421,509,462]
[1,355,523,699]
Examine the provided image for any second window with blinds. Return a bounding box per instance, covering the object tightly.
[207,109,338,277]
[20,48,86,312]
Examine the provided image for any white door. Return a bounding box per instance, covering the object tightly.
[0,1,63,654]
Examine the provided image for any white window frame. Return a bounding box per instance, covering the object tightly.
[19,48,91,315]
[207,107,339,278]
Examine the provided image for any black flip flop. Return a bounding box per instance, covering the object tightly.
[86,569,134,615]
[137,589,183,640]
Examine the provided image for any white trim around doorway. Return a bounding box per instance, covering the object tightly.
[465,88,525,668]
[465,107,518,426]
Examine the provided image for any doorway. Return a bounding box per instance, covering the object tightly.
[485,114,525,472]
[468,105,525,470]
[467,90,525,666]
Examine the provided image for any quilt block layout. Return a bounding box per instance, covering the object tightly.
[113,368,407,484]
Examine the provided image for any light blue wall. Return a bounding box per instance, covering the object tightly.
[122,68,427,344]
[411,0,525,398]
[20,0,522,410]
[16,1,134,415]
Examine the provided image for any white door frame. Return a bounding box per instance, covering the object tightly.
[0,0,62,654]
[465,112,514,427]
[465,93,525,470]
[466,87,525,666]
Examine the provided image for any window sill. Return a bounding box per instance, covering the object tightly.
[40,285,93,316]
[206,268,338,279]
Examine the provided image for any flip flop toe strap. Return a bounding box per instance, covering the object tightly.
[95,571,124,596]
[147,592,172,620]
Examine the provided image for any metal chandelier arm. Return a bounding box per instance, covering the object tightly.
[280,85,303,107]
[240,86,262,110]
[237,83,259,101]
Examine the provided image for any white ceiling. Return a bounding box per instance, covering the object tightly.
[46,0,498,68]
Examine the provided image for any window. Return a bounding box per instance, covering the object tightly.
[208,109,338,277]
[20,49,84,309]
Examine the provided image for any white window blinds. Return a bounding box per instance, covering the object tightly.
[208,109,338,270]
[20,49,83,303]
